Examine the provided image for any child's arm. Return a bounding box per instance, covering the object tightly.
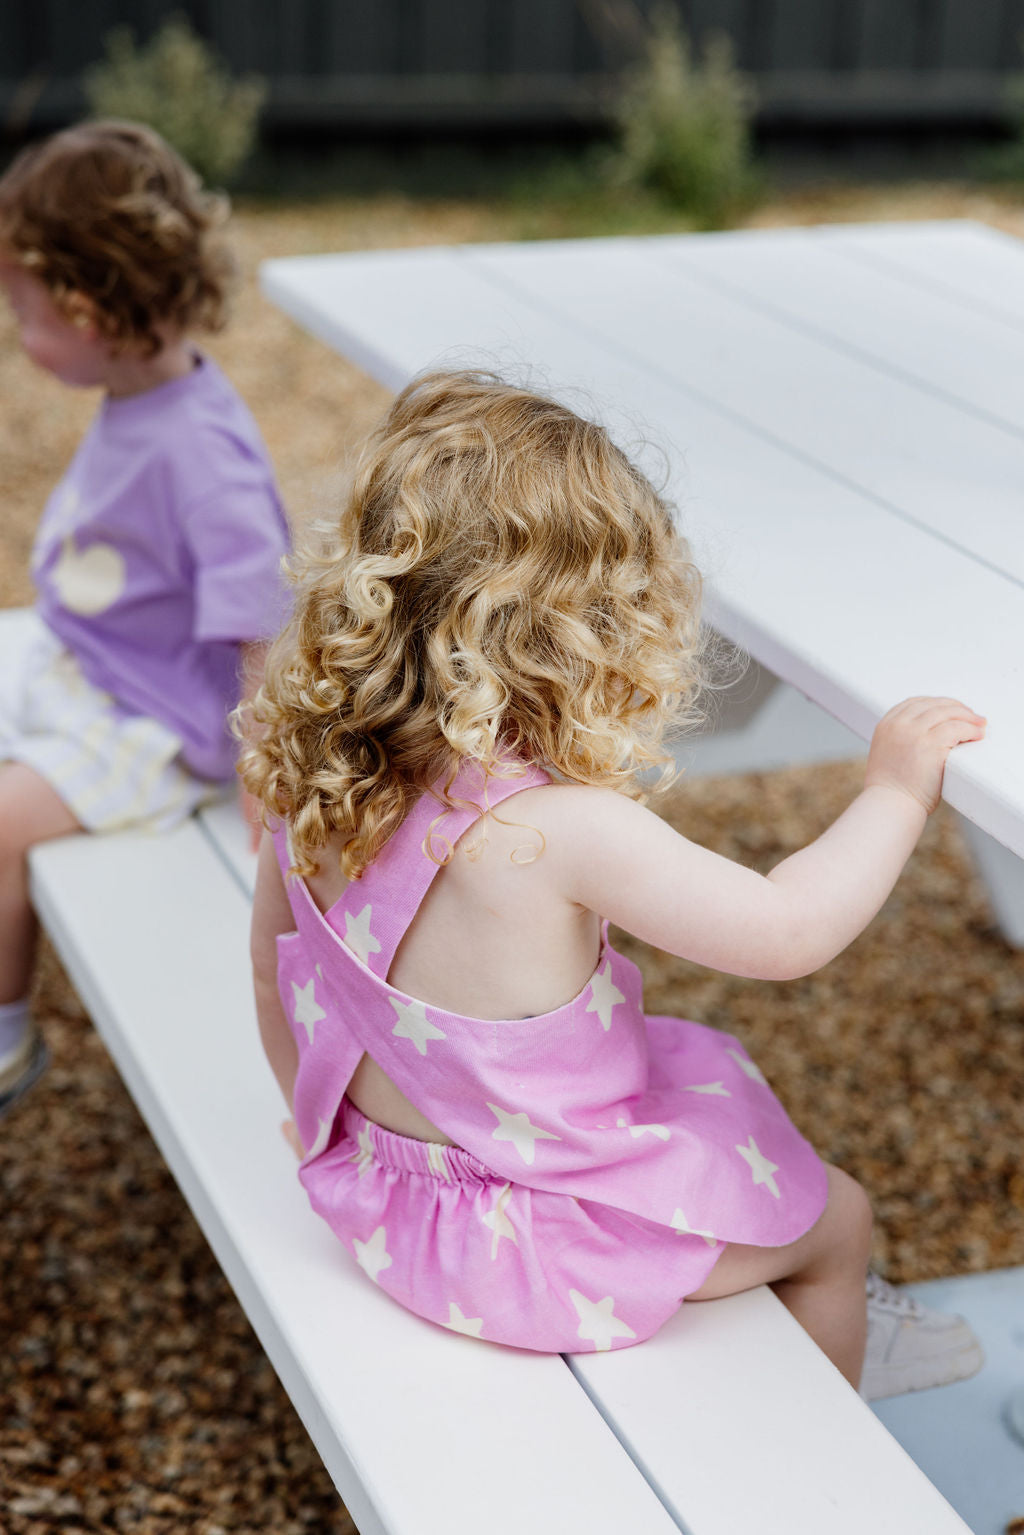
[561,695,985,981]
[251,829,299,1109]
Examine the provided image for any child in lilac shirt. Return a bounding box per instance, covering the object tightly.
[0,121,290,1113]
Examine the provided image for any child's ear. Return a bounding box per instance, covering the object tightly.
[63,291,100,337]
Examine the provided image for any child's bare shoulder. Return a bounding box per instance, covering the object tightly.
[499,780,661,845]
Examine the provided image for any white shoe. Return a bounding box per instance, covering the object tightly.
[861,1271,984,1401]
[0,1023,48,1119]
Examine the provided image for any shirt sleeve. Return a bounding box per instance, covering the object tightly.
[183,476,292,644]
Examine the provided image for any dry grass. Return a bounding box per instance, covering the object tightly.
[2,180,1024,1533]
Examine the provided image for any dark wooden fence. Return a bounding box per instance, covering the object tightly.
[4,0,1024,137]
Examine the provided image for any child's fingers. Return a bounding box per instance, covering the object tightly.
[281,1118,304,1160]
[886,695,984,721]
[929,716,986,749]
[881,697,986,732]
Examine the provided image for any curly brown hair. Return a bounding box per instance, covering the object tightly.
[0,119,235,354]
[240,371,707,881]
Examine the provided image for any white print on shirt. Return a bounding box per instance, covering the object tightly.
[350,1124,375,1179]
[306,1116,331,1160]
[487,1102,561,1164]
[426,1143,452,1182]
[569,1289,637,1350]
[735,1135,781,1197]
[443,1303,484,1337]
[353,1225,393,1284]
[482,1182,517,1258]
[670,1208,718,1246]
[726,1047,768,1084]
[616,1116,671,1140]
[389,995,446,1055]
[585,960,625,1031]
[343,904,381,966]
[51,534,126,616]
[292,975,326,1042]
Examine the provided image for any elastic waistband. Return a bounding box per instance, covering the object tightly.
[341,1098,497,1186]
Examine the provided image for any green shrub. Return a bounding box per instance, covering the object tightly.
[614,6,756,227]
[977,59,1024,182]
[85,14,266,188]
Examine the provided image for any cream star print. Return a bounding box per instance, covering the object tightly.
[443,1303,484,1338]
[585,961,625,1031]
[670,1208,718,1246]
[682,1080,732,1097]
[487,1103,561,1165]
[482,1183,517,1258]
[291,976,326,1042]
[349,1124,375,1178]
[616,1116,671,1141]
[343,904,381,966]
[389,995,446,1055]
[306,1116,331,1159]
[735,1135,781,1198]
[569,1290,637,1351]
[353,1226,393,1283]
[727,1048,767,1085]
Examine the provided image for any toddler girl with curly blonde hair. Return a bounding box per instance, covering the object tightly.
[243,369,983,1396]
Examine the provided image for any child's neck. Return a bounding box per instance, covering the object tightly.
[103,335,197,400]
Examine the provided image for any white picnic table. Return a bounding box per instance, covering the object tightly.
[262,220,1024,920]
[23,220,1020,1535]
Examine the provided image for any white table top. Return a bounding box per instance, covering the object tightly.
[262,220,1024,856]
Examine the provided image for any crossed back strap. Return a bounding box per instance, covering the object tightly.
[274,759,550,981]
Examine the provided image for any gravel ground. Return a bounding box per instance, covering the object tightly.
[2,184,1024,1533]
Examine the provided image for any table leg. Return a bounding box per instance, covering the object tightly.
[957,818,1024,949]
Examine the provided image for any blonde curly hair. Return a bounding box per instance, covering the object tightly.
[0,119,234,355]
[241,370,706,879]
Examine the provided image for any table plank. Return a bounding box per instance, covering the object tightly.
[262,240,1024,856]
[832,220,1024,331]
[467,236,1024,586]
[644,224,1024,442]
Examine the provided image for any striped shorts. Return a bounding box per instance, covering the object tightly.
[0,612,223,833]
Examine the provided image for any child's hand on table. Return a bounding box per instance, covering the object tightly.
[866,697,986,814]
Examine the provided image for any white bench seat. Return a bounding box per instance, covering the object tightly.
[27,803,972,1533]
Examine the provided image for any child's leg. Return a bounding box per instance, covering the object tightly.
[687,1164,873,1389]
[0,762,81,1002]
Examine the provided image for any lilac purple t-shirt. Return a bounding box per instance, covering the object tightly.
[32,354,290,780]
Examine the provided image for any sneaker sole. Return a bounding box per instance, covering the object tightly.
[0,1035,49,1119]
[862,1338,986,1401]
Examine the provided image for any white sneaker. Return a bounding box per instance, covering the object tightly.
[0,1023,48,1119]
[861,1271,984,1401]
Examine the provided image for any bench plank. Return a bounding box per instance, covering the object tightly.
[29,825,681,1535]
[570,1288,971,1534]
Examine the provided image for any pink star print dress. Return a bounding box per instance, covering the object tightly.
[273,762,829,1353]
